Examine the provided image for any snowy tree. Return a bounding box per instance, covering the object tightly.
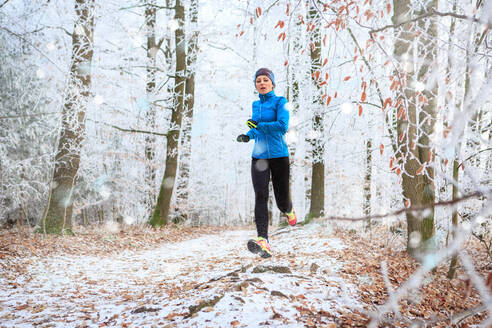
[150,0,187,227]
[390,0,438,255]
[176,0,200,222]
[0,11,57,229]
[307,0,326,219]
[42,0,96,234]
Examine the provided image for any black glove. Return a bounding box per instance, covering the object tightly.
[237,134,250,142]
[246,119,258,129]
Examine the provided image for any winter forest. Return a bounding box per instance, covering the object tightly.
[1,0,491,326]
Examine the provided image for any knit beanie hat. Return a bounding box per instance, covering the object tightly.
[254,68,275,87]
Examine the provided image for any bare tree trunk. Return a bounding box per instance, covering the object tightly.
[42,0,95,234]
[82,207,88,226]
[446,0,460,279]
[287,17,303,209]
[98,206,104,224]
[308,1,324,218]
[393,0,437,256]
[364,139,372,221]
[17,205,24,232]
[144,0,160,212]
[176,0,199,221]
[465,28,487,168]
[486,61,492,171]
[150,0,186,227]
[448,0,485,277]
[447,157,460,278]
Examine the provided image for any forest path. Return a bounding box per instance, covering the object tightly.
[0,223,365,327]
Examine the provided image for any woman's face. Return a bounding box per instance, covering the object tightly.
[255,75,273,95]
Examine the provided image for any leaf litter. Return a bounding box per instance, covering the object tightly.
[0,221,490,327]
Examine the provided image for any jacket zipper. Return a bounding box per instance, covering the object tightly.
[260,101,271,158]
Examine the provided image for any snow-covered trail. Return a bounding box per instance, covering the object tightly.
[0,223,364,327]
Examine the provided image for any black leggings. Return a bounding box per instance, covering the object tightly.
[251,157,292,240]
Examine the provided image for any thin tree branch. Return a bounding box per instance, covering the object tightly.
[87,118,168,138]
[119,4,175,11]
[452,304,488,326]
[458,147,492,169]
[156,37,164,51]
[0,0,10,9]
[28,25,72,37]
[0,112,61,120]
[370,9,487,37]
[325,191,486,222]
[204,41,251,63]
[264,0,280,15]
[471,231,492,263]
[309,0,399,155]
[0,27,64,73]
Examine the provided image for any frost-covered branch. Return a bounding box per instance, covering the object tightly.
[119,3,175,11]
[0,112,60,120]
[0,27,64,72]
[27,25,72,37]
[458,147,492,169]
[326,191,487,222]
[203,41,251,63]
[87,119,168,138]
[369,9,488,38]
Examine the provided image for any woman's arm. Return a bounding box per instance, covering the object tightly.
[246,128,257,140]
[256,97,289,134]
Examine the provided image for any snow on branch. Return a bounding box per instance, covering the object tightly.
[119,3,175,11]
[0,27,64,72]
[0,112,60,120]
[369,9,489,38]
[325,191,488,222]
[87,118,168,137]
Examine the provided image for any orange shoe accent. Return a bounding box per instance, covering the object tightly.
[285,209,297,226]
[247,237,272,258]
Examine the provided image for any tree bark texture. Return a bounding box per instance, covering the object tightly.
[393,0,437,256]
[150,1,186,227]
[446,0,460,279]
[308,2,324,218]
[447,3,484,276]
[176,0,199,220]
[145,0,158,212]
[42,0,95,234]
[287,19,303,196]
[447,157,460,278]
[364,139,372,219]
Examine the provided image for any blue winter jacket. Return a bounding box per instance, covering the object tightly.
[246,90,290,159]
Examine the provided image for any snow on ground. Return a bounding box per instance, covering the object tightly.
[0,223,363,327]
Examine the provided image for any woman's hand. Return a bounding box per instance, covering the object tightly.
[237,134,250,142]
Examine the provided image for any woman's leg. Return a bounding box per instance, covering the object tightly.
[251,158,271,239]
[270,157,292,213]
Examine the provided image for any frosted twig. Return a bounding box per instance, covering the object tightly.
[0,112,60,120]
[368,234,465,327]
[326,190,486,222]
[0,27,64,73]
[119,3,175,11]
[369,9,487,37]
[458,147,492,169]
[87,118,168,137]
[453,304,487,326]
[458,254,492,325]
[381,261,401,318]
